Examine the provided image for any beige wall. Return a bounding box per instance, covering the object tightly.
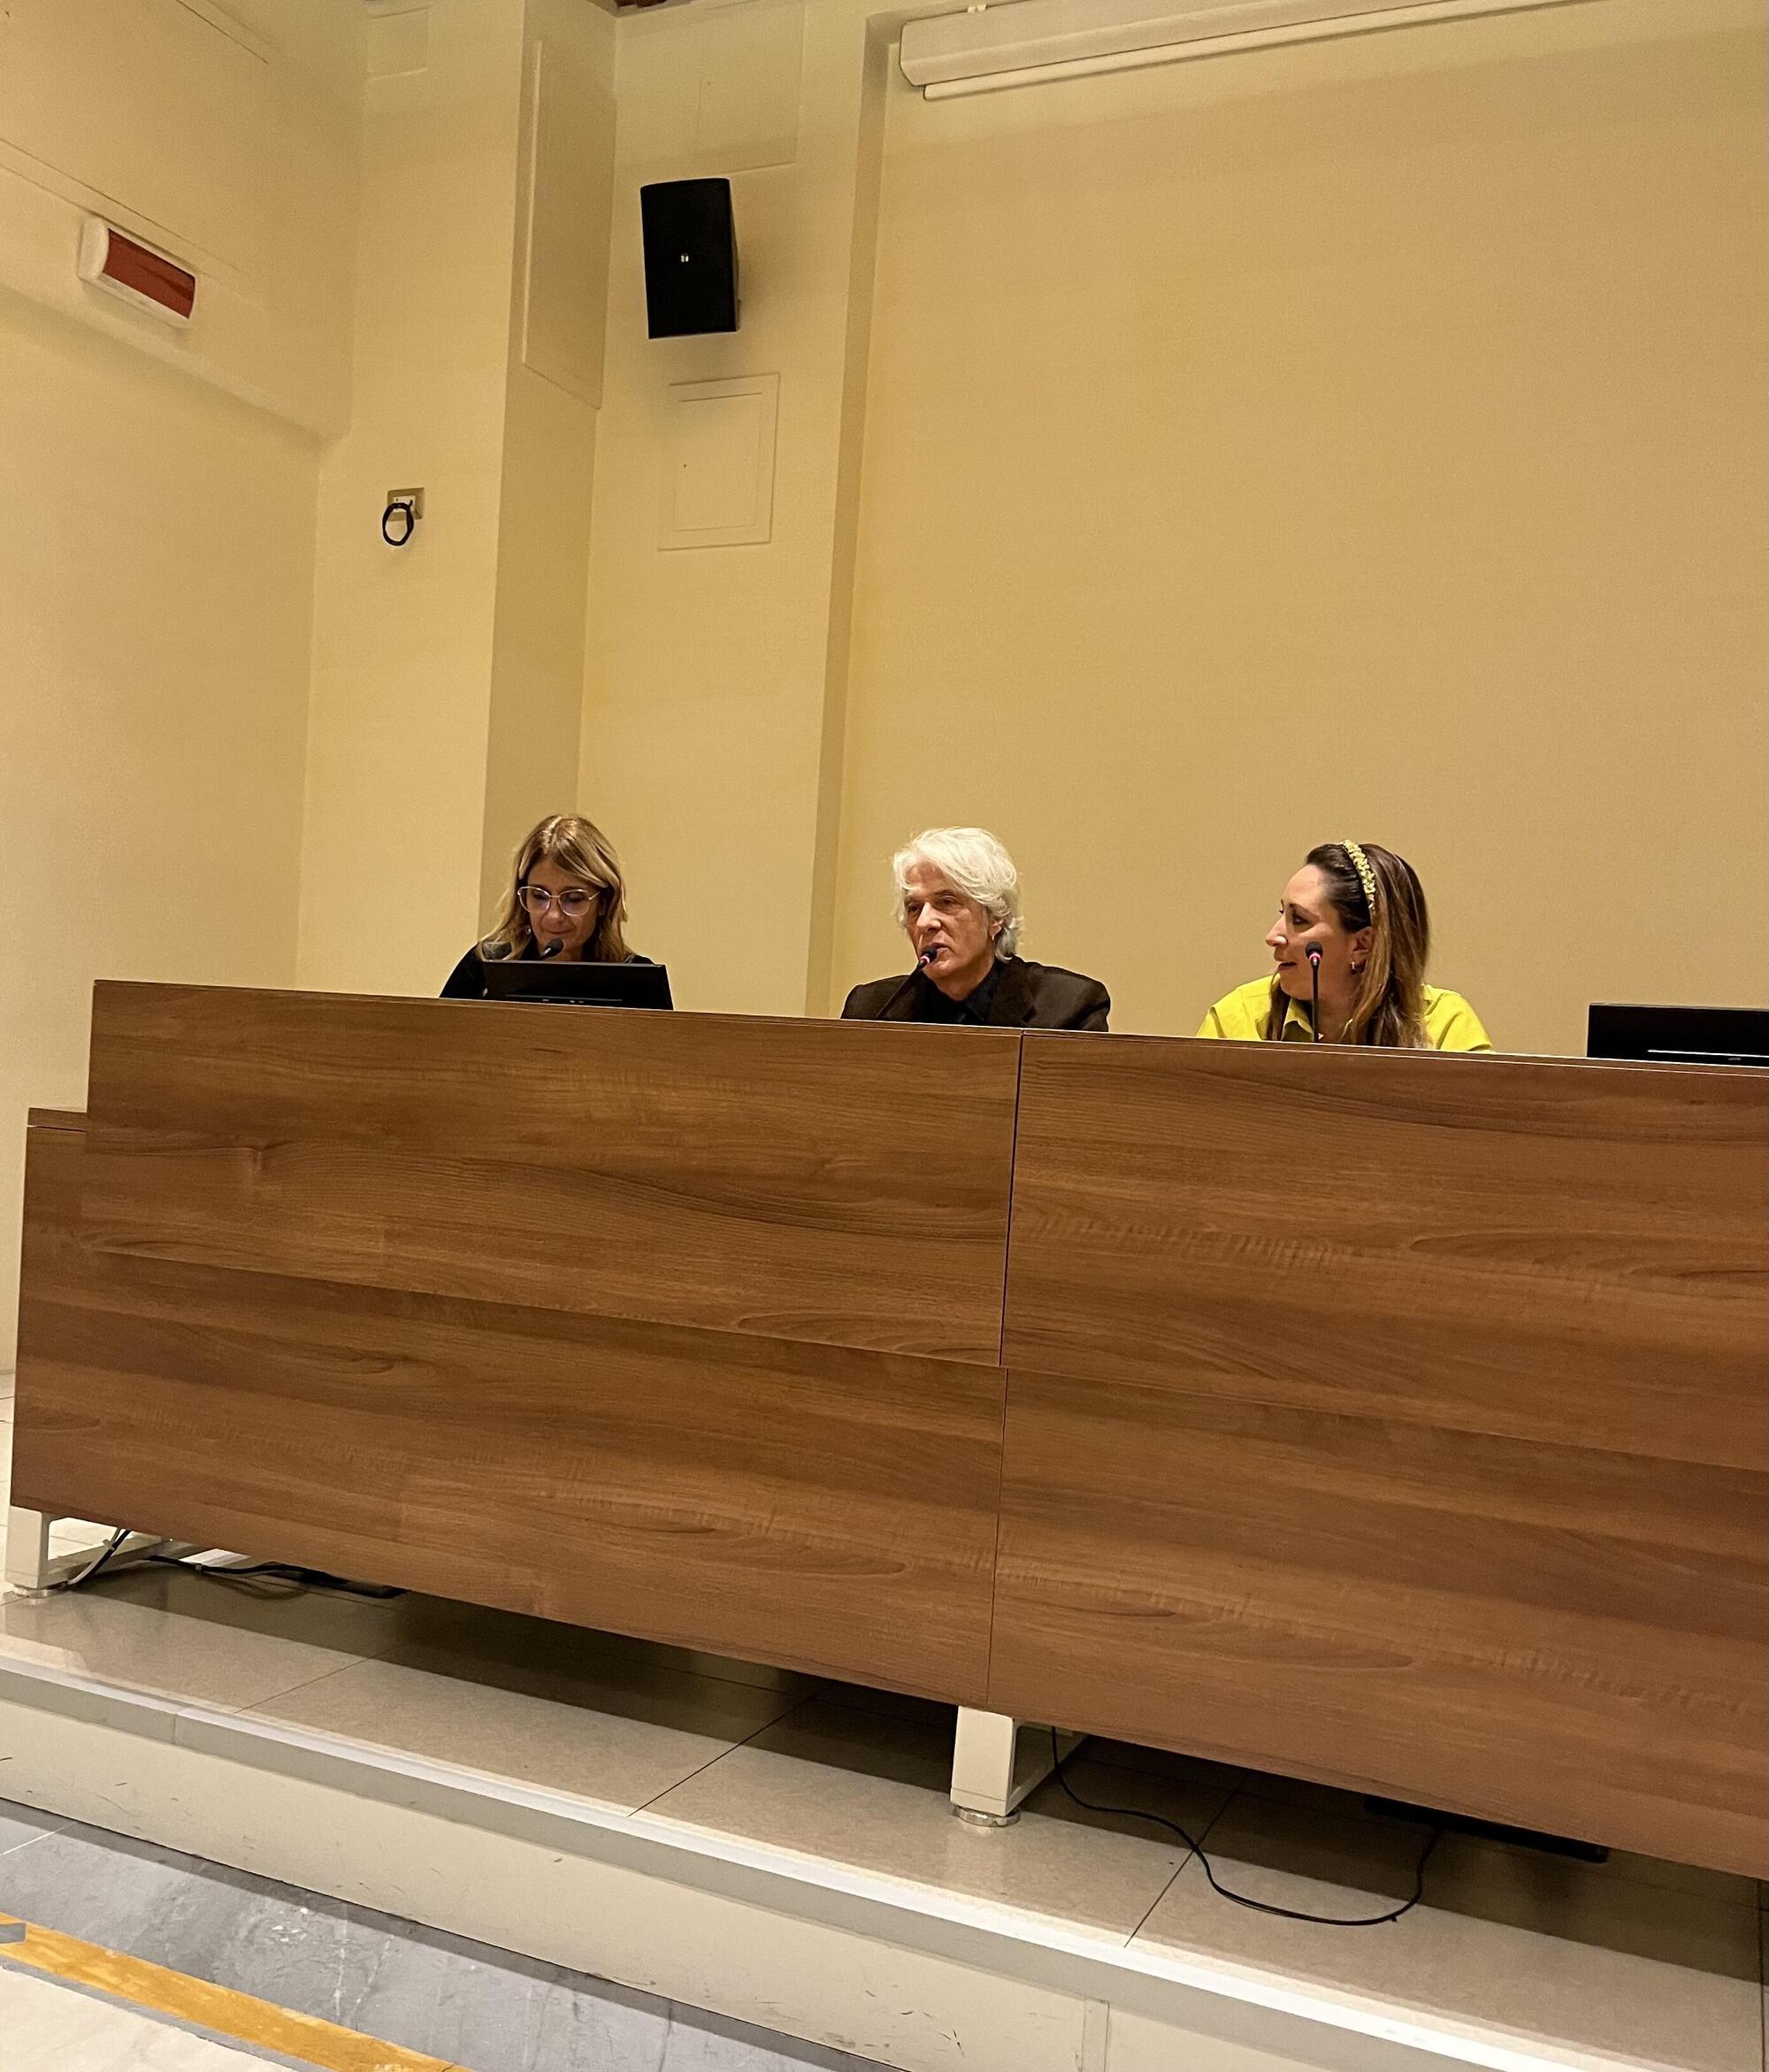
[577,0,1765,1055]
[829,0,1767,1052]
[482,0,618,929]
[579,0,885,1014]
[300,0,527,998]
[0,0,360,1353]
[0,296,324,1344]
[302,0,616,999]
[0,0,360,436]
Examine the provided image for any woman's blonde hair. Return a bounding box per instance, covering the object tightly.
[483,814,631,963]
[1266,841,1429,1047]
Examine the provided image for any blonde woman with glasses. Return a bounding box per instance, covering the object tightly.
[440,814,652,998]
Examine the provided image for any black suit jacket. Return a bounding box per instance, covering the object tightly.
[840,956,1110,1032]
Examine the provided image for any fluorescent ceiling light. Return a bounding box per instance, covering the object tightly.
[900,0,1596,99]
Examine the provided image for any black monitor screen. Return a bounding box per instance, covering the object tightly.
[481,960,673,1011]
[1587,1003,1769,1067]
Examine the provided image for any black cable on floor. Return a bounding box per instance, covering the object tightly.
[1050,1728,1441,1928]
[144,1556,405,1601]
[45,1526,131,1592]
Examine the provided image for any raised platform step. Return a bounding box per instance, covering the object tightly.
[0,1564,1758,2072]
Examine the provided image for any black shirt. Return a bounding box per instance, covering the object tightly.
[916,963,1001,1025]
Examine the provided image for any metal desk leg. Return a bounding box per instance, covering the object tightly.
[4,1509,181,1596]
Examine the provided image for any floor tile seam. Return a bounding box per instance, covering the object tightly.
[624,1689,820,1819]
[1121,1858,1192,1952]
[213,1652,387,1723]
[1093,1759,1240,1948]
[1132,1781,1248,1909]
[1196,1781,1240,1846]
[0,1822,73,1864]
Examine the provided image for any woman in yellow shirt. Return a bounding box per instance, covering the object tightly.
[1198,841,1491,1050]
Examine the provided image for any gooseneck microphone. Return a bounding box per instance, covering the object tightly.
[1306,943,1323,1042]
[538,937,565,961]
[879,949,935,1017]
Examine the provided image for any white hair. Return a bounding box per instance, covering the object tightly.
[892,827,1022,960]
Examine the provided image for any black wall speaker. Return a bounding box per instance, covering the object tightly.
[639,179,739,338]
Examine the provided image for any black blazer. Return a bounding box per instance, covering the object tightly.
[440,945,655,999]
[841,956,1110,1032]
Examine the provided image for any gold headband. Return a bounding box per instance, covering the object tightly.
[1341,840,1378,917]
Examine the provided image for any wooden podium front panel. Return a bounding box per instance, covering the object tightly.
[17,1184,1004,1699]
[992,1035,1769,1874]
[80,982,1018,1365]
[14,988,1022,1699]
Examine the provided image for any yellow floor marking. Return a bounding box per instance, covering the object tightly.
[0,1910,463,2072]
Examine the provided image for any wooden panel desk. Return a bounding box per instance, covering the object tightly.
[12,983,1018,1701]
[992,1033,1768,1876]
[11,986,1766,1872]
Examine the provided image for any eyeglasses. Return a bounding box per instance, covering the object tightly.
[517,884,598,918]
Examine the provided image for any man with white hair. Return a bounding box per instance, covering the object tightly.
[841,827,1110,1029]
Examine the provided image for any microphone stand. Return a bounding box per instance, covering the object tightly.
[878,952,934,1018]
[1307,944,1323,1042]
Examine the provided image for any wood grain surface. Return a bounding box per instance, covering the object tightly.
[17,1217,1004,1701]
[15,993,1768,1870]
[82,982,1020,1364]
[13,985,1022,1699]
[13,1112,84,1449]
[991,1033,1769,1874]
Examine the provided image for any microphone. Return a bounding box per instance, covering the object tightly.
[878,949,935,1017]
[538,937,565,961]
[1306,942,1323,1043]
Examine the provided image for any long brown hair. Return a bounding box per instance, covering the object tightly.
[1265,842,1430,1047]
[482,814,632,963]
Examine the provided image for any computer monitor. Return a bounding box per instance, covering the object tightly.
[1587,1003,1769,1067]
[481,959,673,1010]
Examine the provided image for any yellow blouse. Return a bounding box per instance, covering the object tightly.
[1197,977,1493,1051]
